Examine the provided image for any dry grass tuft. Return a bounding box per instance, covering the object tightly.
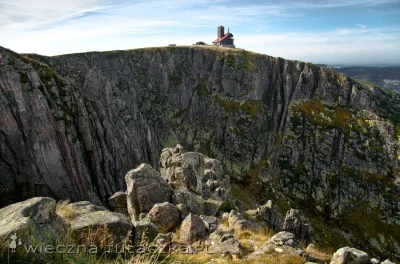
[56,199,73,220]
[306,246,333,263]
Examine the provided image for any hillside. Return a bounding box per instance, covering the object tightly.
[0,45,399,261]
[330,66,400,93]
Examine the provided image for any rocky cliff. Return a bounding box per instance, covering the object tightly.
[0,46,399,257]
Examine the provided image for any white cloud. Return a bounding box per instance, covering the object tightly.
[236,27,400,65]
[0,0,399,65]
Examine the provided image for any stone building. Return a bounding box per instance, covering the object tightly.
[212,25,235,48]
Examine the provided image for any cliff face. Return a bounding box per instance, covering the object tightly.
[0,46,399,225]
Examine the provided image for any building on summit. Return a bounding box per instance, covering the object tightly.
[212,25,235,48]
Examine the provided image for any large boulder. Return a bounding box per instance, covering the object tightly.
[62,201,132,245]
[173,189,205,216]
[180,214,207,244]
[125,163,173,221]
[147,202,180,233]
[268,231,299,247]
[0,197,63,250]
[330,246,370,264]
[282,209,312,243]
[70,211,132,245]
[248,231,305,260]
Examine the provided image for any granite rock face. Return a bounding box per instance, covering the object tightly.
[0,46,399,258]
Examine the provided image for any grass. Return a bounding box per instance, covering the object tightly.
[306,246,332,263]
[236,229,273,255]
[55,200,73,220]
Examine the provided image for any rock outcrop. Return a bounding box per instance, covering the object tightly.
[282,209,311,243]
[229,210,263,233]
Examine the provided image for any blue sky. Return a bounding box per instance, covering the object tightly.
[0,0,399,65]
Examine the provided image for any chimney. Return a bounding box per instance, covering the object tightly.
[218,25,224,38]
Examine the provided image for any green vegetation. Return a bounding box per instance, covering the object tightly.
[214,96,262,118]
[219,201,236,213]
[291,99,351,129]
[20,55,64,89]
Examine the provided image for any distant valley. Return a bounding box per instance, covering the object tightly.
[319,65,400,93]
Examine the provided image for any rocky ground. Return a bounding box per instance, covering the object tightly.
[0,145,397,263]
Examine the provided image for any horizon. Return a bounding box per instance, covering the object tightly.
[1,0,400,66]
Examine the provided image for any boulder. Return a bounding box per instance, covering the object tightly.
[282,209,312,243]
[69,210,132,245]
[147,202,180,233]
[60,201,132,245]
[133,221,158,245]
[330,246,370,264]
[370,258,380,264]
[181,152,205,194]
[0,197,63,249]
[208,230,241,256]
[248,231,305,260]
[173,189,205,215]
[180,214,207,244]
[268,231,298,247]
[125,163,173,221]
[200,215,218,233]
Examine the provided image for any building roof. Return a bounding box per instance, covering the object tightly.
[212,33,233,43]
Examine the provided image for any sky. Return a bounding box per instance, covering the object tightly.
[0,0,399,65]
